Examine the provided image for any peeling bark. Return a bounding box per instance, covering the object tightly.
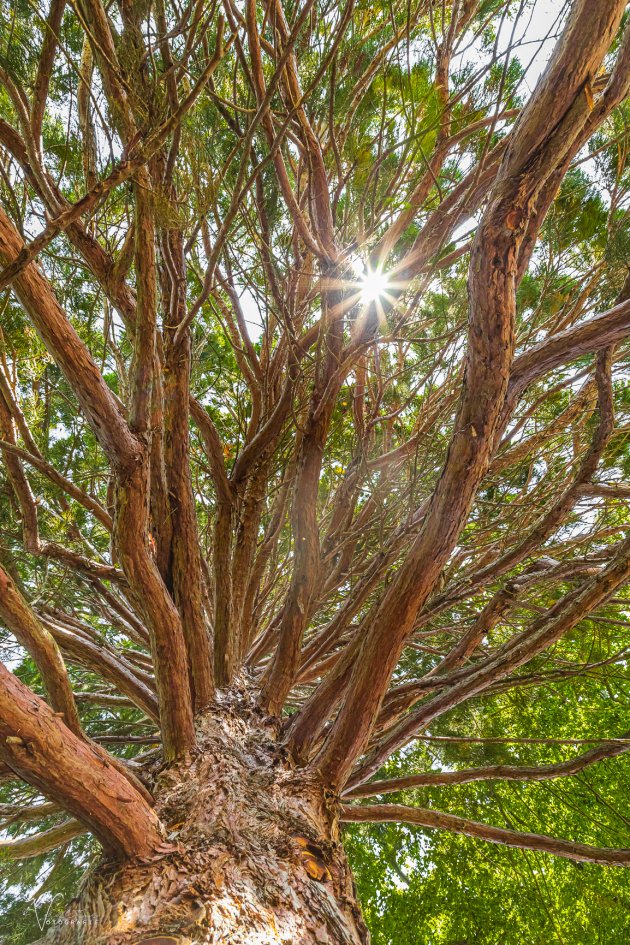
[35,691,368,945]
[1,0,629,935]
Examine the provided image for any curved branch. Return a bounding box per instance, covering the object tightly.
[0,439,112,529]
[0,565,81,735]
[341,804,630,866]
[508,292,630,401]
[348,532,630,787]
[343,732,630,797]
[40,613,159,722]
[0,819,85,860]
[0,659,163,859]
[0,205,140,470]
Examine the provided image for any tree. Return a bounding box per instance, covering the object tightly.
[0,0,629,941]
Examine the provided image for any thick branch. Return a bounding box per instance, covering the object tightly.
[508,294,630,400]
[0,206,140,470]
[0,660,162,858]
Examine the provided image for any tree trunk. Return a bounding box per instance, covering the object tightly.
[36,686,369,945]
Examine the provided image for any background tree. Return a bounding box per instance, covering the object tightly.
[0,0,629,942]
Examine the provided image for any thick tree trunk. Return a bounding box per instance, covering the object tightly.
[36,687,369,945]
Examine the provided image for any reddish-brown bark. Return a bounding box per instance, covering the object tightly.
[0,1,629,938]
[341,804,630,867]
[31,697,368,945]
[0,660,162,858]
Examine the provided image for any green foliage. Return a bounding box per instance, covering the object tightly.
[0,0,629,942]
[348,823,630,945]
[347,675,630,945]
[0,836,92,944]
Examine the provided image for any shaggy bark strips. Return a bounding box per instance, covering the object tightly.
[1,0,630,937]
[34,693,368,945]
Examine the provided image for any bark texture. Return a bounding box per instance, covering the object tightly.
[1,1,630,938]
[34,687,368,945]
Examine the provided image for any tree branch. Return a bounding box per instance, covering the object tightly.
[343,732,630,797]
[0,819,85,860]
[0,565,81,735]
[0,660,163,858]
[341,804,630,866]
